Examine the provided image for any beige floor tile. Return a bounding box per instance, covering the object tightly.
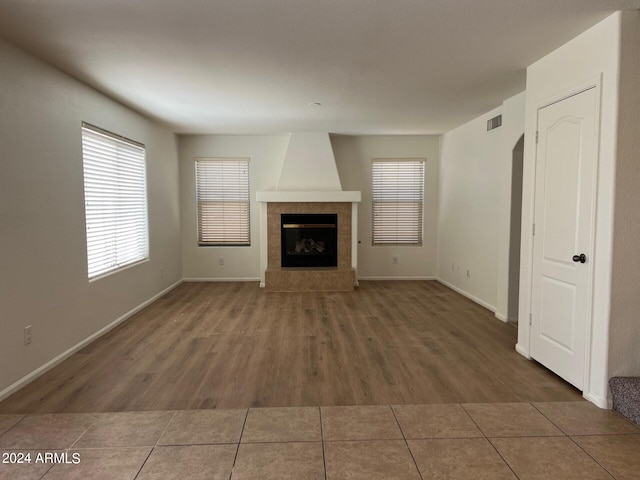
[0,450,58,480]
[158,409,246,445]
[462,403,563,437]
[74,411,175,448]
[324,440,420,480]
[42,447,150,480]
[136,444,236,480]
[408,438,516,479]
[533,401,639,435]
[0,414,95,449]
[242,407,321,443]
[393,404,483,439]
[0,415,25,436]
[491,436,613,480]
[321,406,403,441]
[573,434,640,480]
[232,442,324,480]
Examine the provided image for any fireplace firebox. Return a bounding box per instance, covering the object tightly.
[281,213,337,268]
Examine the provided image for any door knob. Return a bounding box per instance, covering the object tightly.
[572,253,586,263]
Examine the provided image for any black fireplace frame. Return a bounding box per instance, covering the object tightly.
[281,213,338,268]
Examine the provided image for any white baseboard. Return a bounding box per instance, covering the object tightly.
[494,312,508,322]
[0,279,183,403]
[436,278,496,312]
[584,391,611,409]
[515,343,530,359]
[357,276,436,281]
[183,277,261,282]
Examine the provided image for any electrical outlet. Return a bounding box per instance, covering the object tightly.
[466,270,471,278]
[218,257,225,266]
[24,325,32,345]
[392,256,399,265]
[451,263,455,271]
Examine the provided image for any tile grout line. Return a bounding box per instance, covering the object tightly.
[529,402,571,435]
[530,404,619,480]
[319,406,327,480]
[563,435,617,480]
[38,412,99,479]
[132,410,177,480]
[228,408,249,480]
[533,401,640,433]
[68,412,101,450]
[0,413,28,439]
[459,403,522,480]
[389,405,424,480]
[154,411,179,448]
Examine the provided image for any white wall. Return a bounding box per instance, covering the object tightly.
[179,135,289,280]
[608,10,640,380]
[517,12,622,407]
[277,133,342,191]
[437,93,525,312]
[332,135,439,279]
[0,39,182,398]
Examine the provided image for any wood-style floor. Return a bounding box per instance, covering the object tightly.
[0,281,581,413]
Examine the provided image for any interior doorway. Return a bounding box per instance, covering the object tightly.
[529,87,598,390]
[507,134,525,323]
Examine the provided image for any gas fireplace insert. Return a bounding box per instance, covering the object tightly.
[280,213,338,268]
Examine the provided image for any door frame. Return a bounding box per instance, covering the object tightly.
[526,75,602,397]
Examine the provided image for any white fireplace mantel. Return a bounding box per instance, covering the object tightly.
[256,190,361,203]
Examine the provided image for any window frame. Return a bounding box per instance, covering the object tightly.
[195,157,251,247]
[371,158,426,246]
[81,122,149,281]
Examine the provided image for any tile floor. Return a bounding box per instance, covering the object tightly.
[1,401,639,479]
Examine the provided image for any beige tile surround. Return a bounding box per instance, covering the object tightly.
[1,402,638,479]
[265,202,355,291]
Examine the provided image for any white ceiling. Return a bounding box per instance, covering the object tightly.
[0,0,638,135]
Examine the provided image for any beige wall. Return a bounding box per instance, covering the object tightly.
[608,10,640,380]
[179,134,289,280]
[0,39,182,397]
[179,134,438,281]
[437,93,525,314]
[332,135,439,279]
[495,93,526,321]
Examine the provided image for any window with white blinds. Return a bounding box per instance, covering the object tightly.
[371,159,425,245]
[81,123,148,280]
[195,158,250,246]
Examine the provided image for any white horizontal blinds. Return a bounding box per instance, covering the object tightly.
[196,158,250,246]
[372,159,425,245]
[81,124,148,279]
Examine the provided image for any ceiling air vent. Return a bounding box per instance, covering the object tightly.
[487,114,502,132]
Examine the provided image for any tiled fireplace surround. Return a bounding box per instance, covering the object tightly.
[257,193,361,291]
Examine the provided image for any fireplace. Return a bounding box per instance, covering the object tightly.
[281,213,337,268]
[256,197,361,291]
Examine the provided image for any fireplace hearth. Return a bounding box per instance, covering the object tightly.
[281,213,337,268]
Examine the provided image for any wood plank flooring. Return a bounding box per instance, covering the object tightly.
[0,281,581,413]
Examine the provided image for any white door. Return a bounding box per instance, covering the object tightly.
[530,87,598,390]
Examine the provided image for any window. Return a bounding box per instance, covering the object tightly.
[195,158,250,246]
[81,123,148,279]
[371,158,425,245]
